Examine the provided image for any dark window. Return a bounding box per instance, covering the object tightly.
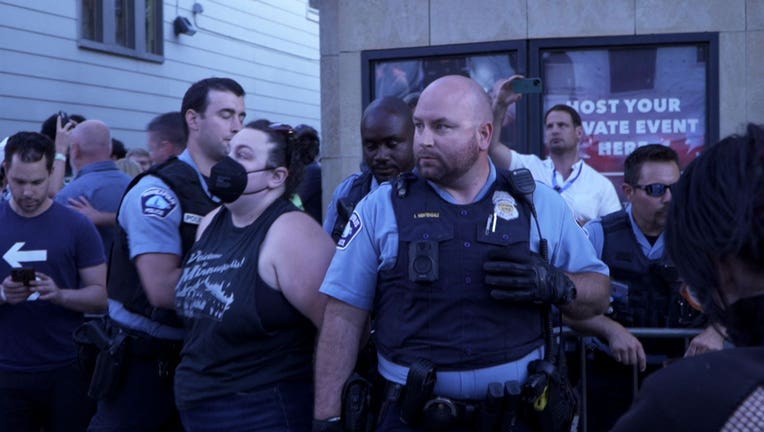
[81,0,103,42]
[79,0,163,62]
[363,41,528,153]
[115,0,136,49]
[144,0,161,54]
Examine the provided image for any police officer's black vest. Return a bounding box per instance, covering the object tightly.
[330,170,373,242]
[108,157,217,328]
[375,171,545,370]
[601,210,701,328]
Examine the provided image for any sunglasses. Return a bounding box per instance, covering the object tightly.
[633,183,674,197]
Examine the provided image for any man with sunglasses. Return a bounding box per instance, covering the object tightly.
[566,144,724,432]
[88,77,246,431]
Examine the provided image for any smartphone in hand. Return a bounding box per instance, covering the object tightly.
[58,110,70,127]
[512,78,543,94]
[10,268,35,286]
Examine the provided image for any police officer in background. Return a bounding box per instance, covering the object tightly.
[613,124,764,431]
[87,77,246,431]
[323,96,415,242]
[146,111,186,166]
[566,144,724,432]
[313,75,610,431]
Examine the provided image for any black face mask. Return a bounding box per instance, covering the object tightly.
[208,157,272,203]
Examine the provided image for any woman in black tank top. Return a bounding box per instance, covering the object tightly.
[174,123,336,432]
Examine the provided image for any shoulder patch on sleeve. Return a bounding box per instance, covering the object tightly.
[140,187,178,218]
[336,211,362,250]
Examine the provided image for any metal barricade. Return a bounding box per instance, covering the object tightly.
[559,327,703,432]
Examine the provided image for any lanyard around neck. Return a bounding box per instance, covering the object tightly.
[552,163,583,193]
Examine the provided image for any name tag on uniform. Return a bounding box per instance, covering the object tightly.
[183,213,203,225]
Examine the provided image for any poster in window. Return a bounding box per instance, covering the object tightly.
[541,44,709,192]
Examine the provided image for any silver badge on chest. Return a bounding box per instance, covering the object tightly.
[492,191,519,221]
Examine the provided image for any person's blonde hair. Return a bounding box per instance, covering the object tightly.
[116,157,143,178]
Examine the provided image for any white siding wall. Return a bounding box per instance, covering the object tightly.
[0,0,320,149]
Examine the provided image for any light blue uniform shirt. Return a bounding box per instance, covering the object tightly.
[322,172,380,235]
[320,162,609,398]
[582,205,677,360]
[109,150,217,339]
[584,204,665,260]
[321,162,609,310]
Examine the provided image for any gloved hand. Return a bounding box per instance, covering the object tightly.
[483,250,576,305]
[312,418,343,432]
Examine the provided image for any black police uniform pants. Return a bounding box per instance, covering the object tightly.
[0,361,95,432]
[87,354,182,432]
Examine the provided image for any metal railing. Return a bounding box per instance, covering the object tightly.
[560,327,703,432]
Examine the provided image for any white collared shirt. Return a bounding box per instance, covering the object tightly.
[508,150,622,224]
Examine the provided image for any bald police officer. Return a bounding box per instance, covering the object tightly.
[314,75,609,431]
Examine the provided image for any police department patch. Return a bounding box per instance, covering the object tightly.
[140,187,178,218]
[337,211,362,250]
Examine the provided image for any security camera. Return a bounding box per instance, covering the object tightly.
[173,16,197,36]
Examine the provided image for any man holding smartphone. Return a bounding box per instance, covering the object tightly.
[489,76,622,225]
[0,131,107,431]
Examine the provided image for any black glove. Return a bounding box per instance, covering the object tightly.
[312,418,342,432]
[483,250,576,305]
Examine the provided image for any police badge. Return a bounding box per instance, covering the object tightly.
[492,191,519,220]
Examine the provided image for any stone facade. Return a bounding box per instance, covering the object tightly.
[320,0,762,210]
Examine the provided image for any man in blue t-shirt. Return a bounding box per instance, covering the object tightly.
[0,131,107,431]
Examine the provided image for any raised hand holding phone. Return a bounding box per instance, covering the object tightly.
[511,77,543,94]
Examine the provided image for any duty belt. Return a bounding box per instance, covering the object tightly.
[384,379,523,431]
[110,322,183,358]
[385,381,478,423]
